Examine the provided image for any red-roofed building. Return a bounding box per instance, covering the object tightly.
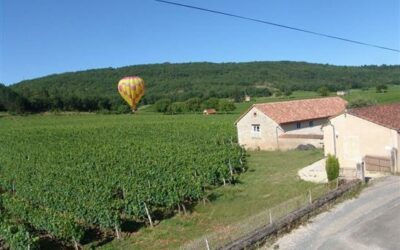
[203,109,217,115]
[323,103,400,178]
[235,97,347,150]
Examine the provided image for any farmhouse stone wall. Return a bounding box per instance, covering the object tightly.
[236,108,326,151]
[236,107,281,150]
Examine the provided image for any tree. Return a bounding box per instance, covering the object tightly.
[275,90,282,97]
[167,102,188,114]
[154,98,172,113]
[233,88,244,102]
[284,88,293,96]
[201,98,219,110]
[185,97,202,112]
[325,154,340,181]
[218,100,236,113]
[317,86,329,96]
[347,97,377,108]
[0,84,30,113]
[376,84,388,93]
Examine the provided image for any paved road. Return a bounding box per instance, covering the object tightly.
[265,176,400,250]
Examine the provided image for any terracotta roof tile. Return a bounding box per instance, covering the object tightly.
[254,97,347,124]
[349,103,400,131]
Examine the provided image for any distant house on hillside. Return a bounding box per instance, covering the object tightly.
[245,95,251,102]
[203,109,217,115]
[336,90,348,96]
[323,103,400,179]
[235,97,347,150]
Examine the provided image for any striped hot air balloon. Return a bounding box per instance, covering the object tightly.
[117,76,145,112]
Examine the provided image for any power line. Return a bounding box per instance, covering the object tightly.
[155,0,400,53]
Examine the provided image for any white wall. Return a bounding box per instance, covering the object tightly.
[323,113,399,176]
[281,118,326,134]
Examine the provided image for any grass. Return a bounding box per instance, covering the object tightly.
[99,150,323,250]
[345,85,400,104]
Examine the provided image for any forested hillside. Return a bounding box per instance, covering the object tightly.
[8,61,400,112]
[0,84,30,113]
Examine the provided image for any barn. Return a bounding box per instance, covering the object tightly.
[235,97,347,150]
[323,103,400,178]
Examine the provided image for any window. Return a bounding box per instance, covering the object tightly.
[251,124,260,137]
[309,120,314,127]
[296,122,301,129]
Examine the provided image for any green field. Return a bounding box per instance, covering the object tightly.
[234,85,400,113]
[100,149,321,249]
[0,114,245,249]
[0,112,322,249]
[345,85,400,104]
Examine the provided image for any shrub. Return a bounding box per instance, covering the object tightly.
[325,154,340,181]
[376,84,388,93]
[167,102,188,114]
[346,96,377,108]
[218,100,236,113]
[154,98,172,113]
[185,97,202,112]
[283,88,293,96]
[317,86,329,96]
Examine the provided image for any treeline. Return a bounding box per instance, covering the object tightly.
[0,84,30,113]
[0,84,130,114]
[5,61,400,113]
[154,97,236,114]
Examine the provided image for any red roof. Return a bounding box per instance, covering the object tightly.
[349,103,400,131]
[203,109,216,114]
[253,97,347,124]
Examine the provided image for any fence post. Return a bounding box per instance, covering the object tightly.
[308,190,312,204]
[269,209,273,224]
[205,238,210,250]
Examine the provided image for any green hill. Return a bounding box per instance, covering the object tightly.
[9,61,400,112]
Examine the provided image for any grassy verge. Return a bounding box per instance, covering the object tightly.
[98,150,323,250]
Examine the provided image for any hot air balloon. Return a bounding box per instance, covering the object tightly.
[117,76,145,112]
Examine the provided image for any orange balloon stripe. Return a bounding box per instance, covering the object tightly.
[118,77,145,110]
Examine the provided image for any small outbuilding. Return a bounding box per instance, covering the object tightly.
[235,97,347,150]
[323,103,400,178]
[336,90,348,96]
[203,109,217,115]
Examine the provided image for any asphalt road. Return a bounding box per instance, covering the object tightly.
[265,176,400,250]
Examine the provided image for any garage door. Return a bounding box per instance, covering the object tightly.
[364,155,392,173]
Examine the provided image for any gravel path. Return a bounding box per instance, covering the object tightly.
[263,176,400,250]
[298,159,327,183]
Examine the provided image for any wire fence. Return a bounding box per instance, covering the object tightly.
[181,179,342,250]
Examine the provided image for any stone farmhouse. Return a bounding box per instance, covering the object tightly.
[235,97,347,150]
[323,103,400,178]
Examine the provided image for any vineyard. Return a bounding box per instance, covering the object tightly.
[0,114,245,249]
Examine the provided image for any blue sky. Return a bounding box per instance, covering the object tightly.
[1,0,399,85]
